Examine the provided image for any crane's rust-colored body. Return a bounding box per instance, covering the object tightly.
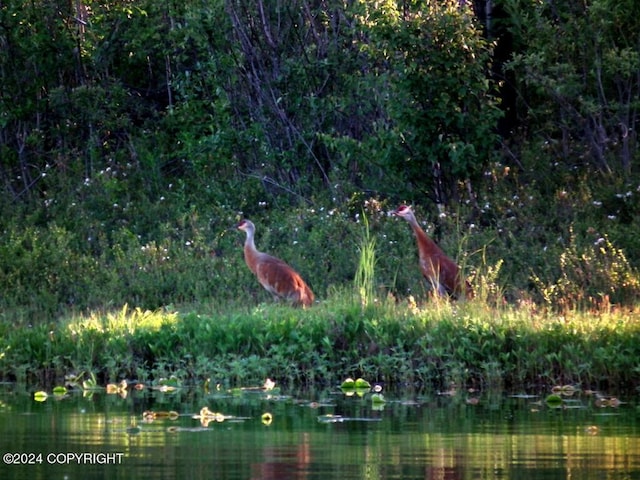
[393,205,473,299]
[236,219,315,308]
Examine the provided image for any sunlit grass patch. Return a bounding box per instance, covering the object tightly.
[66,304,179,336]
[1,289,640,391]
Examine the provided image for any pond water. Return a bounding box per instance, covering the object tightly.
[0,382,639,480]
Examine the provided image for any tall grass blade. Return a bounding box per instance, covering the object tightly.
[354,213,377,307]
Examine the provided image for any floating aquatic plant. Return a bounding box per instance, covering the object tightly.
[106,380,128,397]
[152,376,181,392]
[33,391,48,402]
[355,378,371,389]
[340,377,371,395]
[341,378,356,389]
[241,378,277,392]
[317,414,382,423]
[52,386,67,396]
[545,393,563,408]
[261,413,273,426]
[551,384,577,396]
[142,410,179,422]
[81,372,101,391]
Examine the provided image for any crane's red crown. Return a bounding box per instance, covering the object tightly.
[393,205,412,216]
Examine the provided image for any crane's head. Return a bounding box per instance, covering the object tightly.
[392,204,413,219]
[236,219,254,233]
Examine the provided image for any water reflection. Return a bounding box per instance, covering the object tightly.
[250,433,311,479]
[0,385,638,480]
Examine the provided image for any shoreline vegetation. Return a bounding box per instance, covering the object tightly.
[2,197,640,394]
[2,197,639,393]
[2,296,639,393]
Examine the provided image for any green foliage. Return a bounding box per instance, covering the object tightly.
[361,0,502,203]
[218,0,383,197]
[2,298,640,391]
[0,224,105,319]
[0,0,506,209]
[0,200,245,319]
[504,0,640,173]
[532,230,640,311]
[354,213,378,307]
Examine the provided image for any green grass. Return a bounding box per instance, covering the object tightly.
[2,294,639,392]
[354,213,377,307]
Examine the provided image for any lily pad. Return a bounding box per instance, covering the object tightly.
[551,384,577,396]
[157,377,181,391]
[52,386,67,396]
[340,378,356,389]
[317,414,345,423]
[545,393,563,408]
[341,377,371,397]
[354,378,371,389]
[33,391,48,402]
[317,414,382,423]
[261,412,273,426]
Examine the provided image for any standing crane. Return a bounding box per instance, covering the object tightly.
[392,205,473,299]
[236,219,315,308]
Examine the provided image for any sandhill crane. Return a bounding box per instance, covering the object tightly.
[236,219,315,307]
[393,205,473,299]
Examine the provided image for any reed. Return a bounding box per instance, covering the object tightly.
[354,213,378,307]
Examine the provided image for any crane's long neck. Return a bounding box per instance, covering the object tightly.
[242,227,261,274]
[406,216,439,255]
[243,227,257,252]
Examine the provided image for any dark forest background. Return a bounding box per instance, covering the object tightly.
[1,0,639,320]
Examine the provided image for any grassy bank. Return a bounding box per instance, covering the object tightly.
[2,294,639,393]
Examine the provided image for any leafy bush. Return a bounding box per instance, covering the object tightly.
[362,0,502,203]
[505,0,640,173]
